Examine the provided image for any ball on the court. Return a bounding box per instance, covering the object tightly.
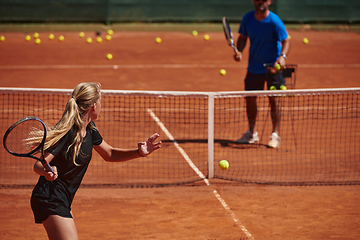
[270,86,277,90]
[275,64,281,71]
[25,35,31,41]
[58,35,64,41]
[280,85,287,90]
[106,53,113,60]
[86,37,92,43]
[106,35,112,41]
[79,32,85,38]
[49,34,54,40]
[219,160,229,170]
[96,37,102,43]
[303,38,309,44]
[220,69,226,75]
[192,30,198,36]
[0,36,5,41]
[107,29,113,35]
[34,32,39,38]
[204,34,210,40]
[35,38,41,44]
[155,37,162,43]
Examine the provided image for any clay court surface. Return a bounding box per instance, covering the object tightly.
[0,26,360,239]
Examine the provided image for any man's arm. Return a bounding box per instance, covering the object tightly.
[276,38,290,66]
[234,34,247,62]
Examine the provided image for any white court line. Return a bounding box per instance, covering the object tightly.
[147,108,254,240]
[0,63,359,69]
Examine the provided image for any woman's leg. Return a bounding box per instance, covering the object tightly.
[42,215,79,240]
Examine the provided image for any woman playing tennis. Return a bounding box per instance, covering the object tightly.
[30,82,162,240]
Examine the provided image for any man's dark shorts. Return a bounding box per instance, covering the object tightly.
[244,71,285,91]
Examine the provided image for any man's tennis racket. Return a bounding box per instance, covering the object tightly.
[3,116,54,173]
[222,17,239,55]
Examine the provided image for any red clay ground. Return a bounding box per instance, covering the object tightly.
[0,28,360,239]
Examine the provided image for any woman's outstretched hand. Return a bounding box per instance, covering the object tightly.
[138,133,162,157]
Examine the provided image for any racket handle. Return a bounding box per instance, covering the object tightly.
[43,162,55,173]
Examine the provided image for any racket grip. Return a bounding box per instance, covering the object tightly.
[43,162,55,173]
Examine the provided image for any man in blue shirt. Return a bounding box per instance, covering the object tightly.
[234,0,290,148]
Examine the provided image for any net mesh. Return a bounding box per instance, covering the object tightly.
[0,88,359,187]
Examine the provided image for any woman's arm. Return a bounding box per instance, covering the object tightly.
[33,152,58,181]
[94,133,162,162]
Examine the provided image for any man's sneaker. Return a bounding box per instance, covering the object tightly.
[268,132,281,148]
[236,130,259,144]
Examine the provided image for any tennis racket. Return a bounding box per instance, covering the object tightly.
[222,17,239,55]
[3,116,54,173]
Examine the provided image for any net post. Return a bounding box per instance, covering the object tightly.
[208,93,215,179]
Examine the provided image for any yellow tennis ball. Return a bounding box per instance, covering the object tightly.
[35,38,41,44]
[220,69,226,75]
[219,160,229,170]
[204,34,210,40]
[58,35,64,41]
[192,30,198,36]
[275,63,281,71]
[270,86,277,90]
[280,85,287,90]
[49,34,54,40]
[155,37,162,43]
[303,38,309,44]
[34,32,39,38]
[79,32,85,38]
[25,35,31,41]
[106,35,112,41]
[107,29,113,35]
[86,37,92,43]
[106,53,113,60]
[0,36,5,41]
[96,37,102,43]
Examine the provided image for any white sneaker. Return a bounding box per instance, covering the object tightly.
[268,132,281,148]
[236,130,259,144]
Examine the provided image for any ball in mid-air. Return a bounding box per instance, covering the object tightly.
[303,38,309,44]
[204,34,210,40]
[220,69,226,75]
[106,53,113,60]
[49,34,54,40]
[275,63,281,71]
[58,35,64,41]
[86,37,92,43]
[219,160,229,170]
[79,32,85,38]
[155,37,162,43]
[192,30,198,36]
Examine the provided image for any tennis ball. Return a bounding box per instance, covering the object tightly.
[0,36,5,41]
[25,35,31,41]
[303,38,309,44]
[35,38,41,44]
[288,35,291,40]
[48,34,54,40]
[106,35,112,41]
[270,86,277,90]
[204,34,210,40]
[58,35,64,41]
[220,69,226,75]
[86,37,92,43]
[79,32,85,38]
[96,37,102,43]
[107,53,113,60]
[192,30,198,36]
[219,160,229,170]
[280,85,287,90]
[275,64,281,71]
[155,37,162,43]
[107,29,113,35]
[34,32,39,38]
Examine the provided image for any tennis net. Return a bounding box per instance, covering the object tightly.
[0,87,359,187]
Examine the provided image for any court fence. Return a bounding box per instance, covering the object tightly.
[0,87,359,188]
